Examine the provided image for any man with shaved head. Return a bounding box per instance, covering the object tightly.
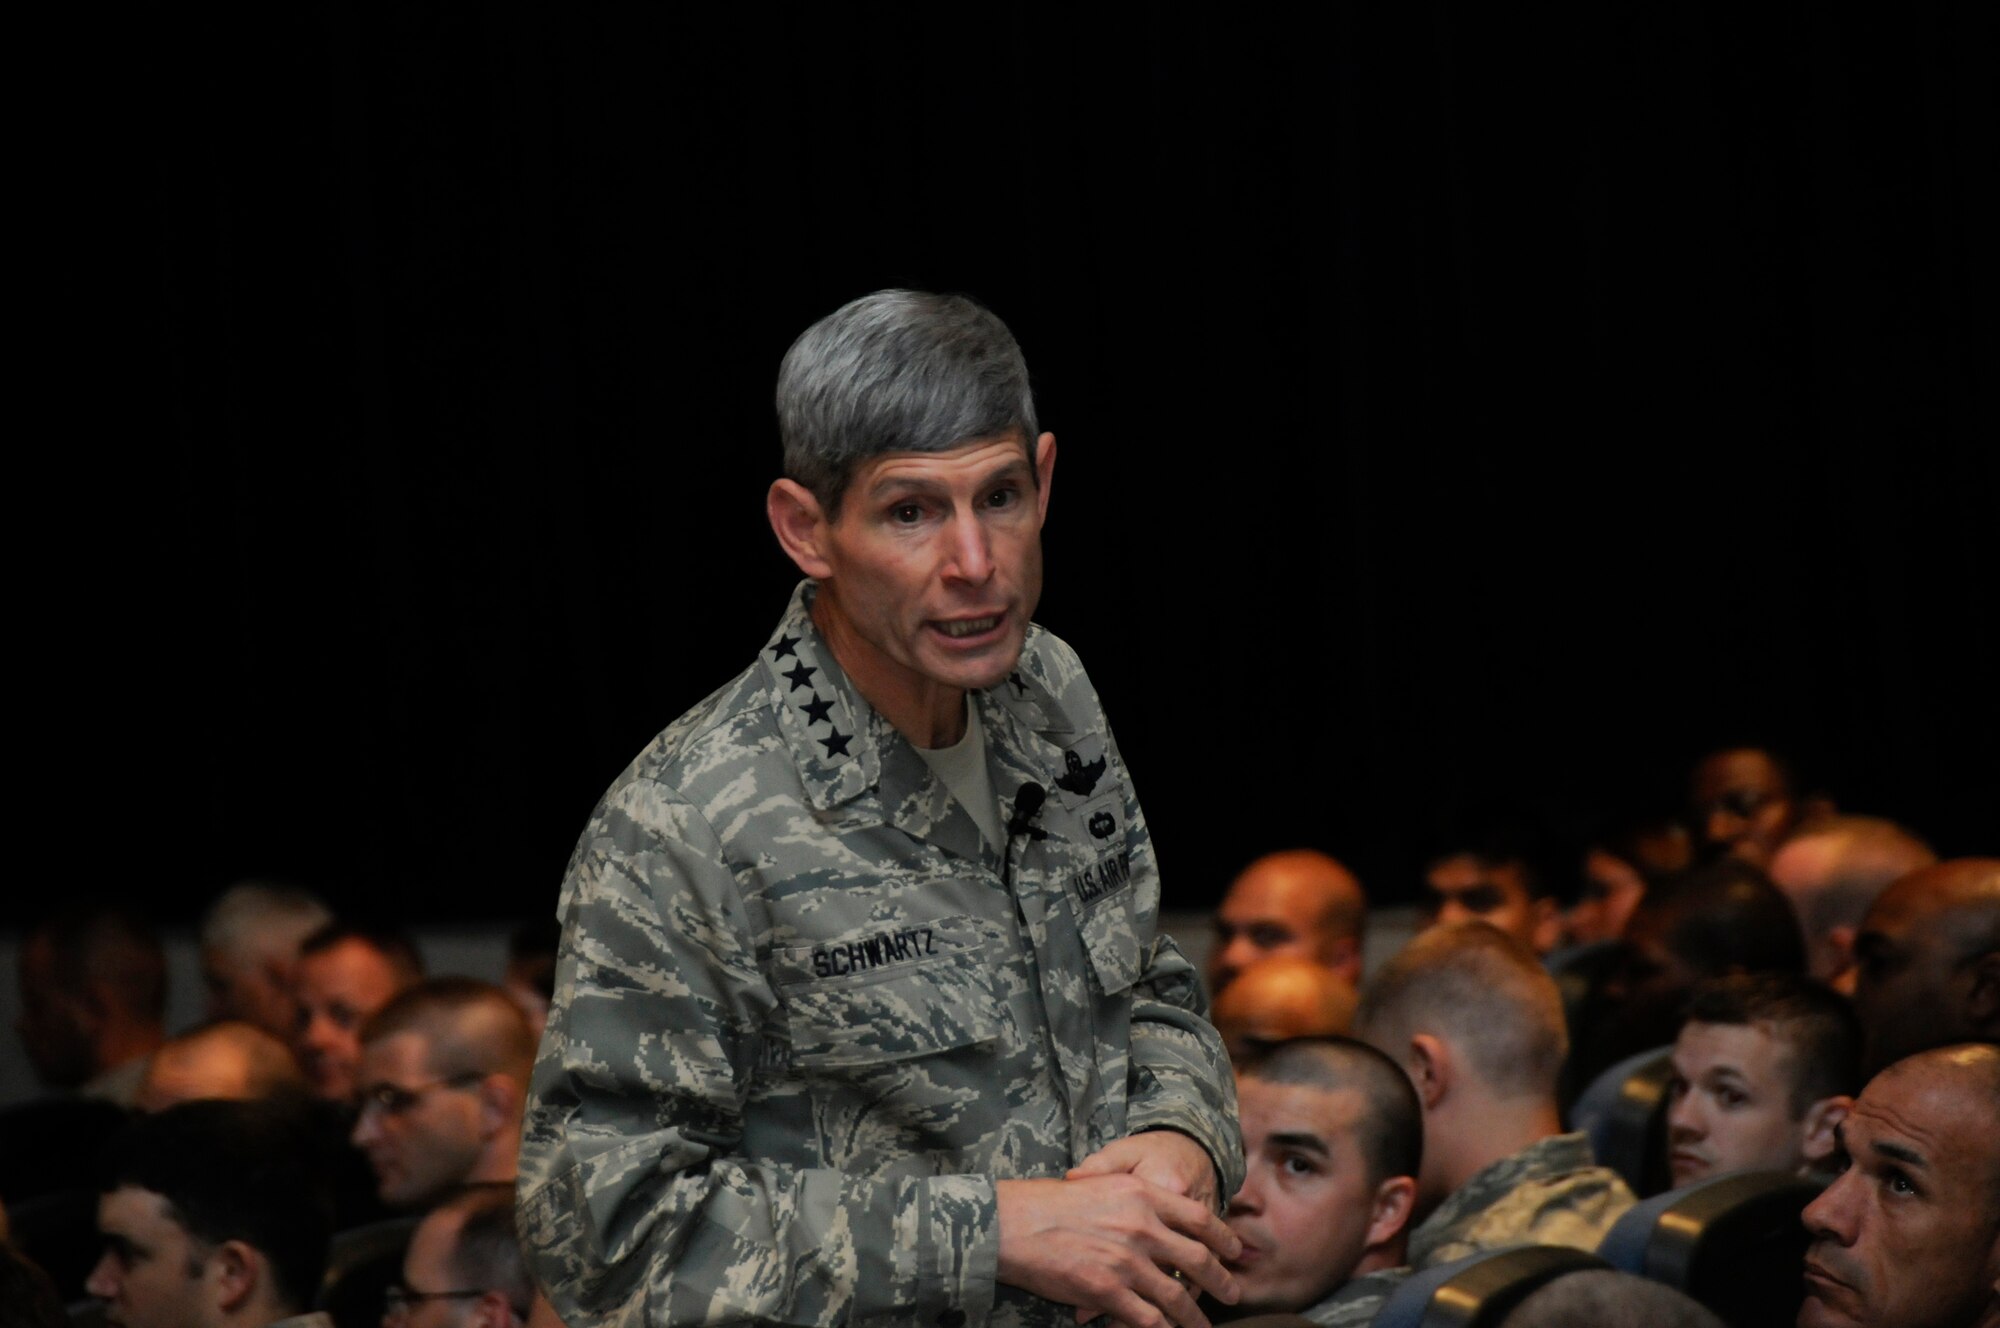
[1769,817,1937,991]
[1355,923,1633,1268]
[1211,849,1367,993]
[1223,1037,1421,1325]
[135,1021,307,1112]
[351,979,536,1211]
[1798,1043,2000,1328]
[1210,957,1358,1063]
[1851,858,2000,1076]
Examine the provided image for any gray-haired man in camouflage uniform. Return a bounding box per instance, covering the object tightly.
[518,290,1246,1328]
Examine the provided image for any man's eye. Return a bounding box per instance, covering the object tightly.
[891,503,923,524]
[985,486,1018,509]
[1886,1169,1919,1197]
[1280,1155,1318,1177]
[1719,1088,1748,1108]
[1248,925,1292,948]
[1666,1076,1689,1103]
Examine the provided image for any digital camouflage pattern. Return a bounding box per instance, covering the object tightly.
[1302,1267,1410,1326]
[517,582,1242,1328]
[1405,1132,1635,1269]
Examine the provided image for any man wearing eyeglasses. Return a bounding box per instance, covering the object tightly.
[384,1186,537,1328]
[352,978,536,1212]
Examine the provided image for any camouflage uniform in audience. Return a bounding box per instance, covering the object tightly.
[1304,1267,1412,1326]
[1406,1132,1634,1268]
[518,584,1241,1328]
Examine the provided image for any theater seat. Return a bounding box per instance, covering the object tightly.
[1568,1046,1674,1196]
[1371,1244,1610,1328]
[1596,1169,1820,1328]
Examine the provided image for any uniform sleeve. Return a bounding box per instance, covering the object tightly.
[516,776,1000,1328]
[1108,740,1246,1203]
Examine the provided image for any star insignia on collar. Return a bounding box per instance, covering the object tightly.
[801,694,834,726]
[783,661,817,692]
[769,633,801,660]
[818,727,852,758]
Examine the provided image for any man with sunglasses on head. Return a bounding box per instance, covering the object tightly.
[352,979,535,1211]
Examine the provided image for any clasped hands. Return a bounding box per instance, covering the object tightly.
[995,1131,1241,1328]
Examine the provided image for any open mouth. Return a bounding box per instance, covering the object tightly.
[933,614,1002,639]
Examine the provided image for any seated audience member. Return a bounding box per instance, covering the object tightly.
[1223,1037,1420,1326]
[136,1021,308,1112]
[1687,746,1810,868]
[88,1099,333,1328]
[1768,817,1937,992]
[1420,816,1565,958]
[502,919,561,1044]
[392,1185,539,1328]
[1798,1043,2000,1328]
[16,904,167,1107]
[200,883,335,1040]
[352,979,534,1211]
[1570,858,1808,1093]
[1566,806,1692,950]
[1211,849,1368,993]
[1500,1269,1724,1328]
[1355,923,1634,1267]
[294,924,424,1105]
[1850,857,2000,1077]
[1211,958,1358,1063]
[1665,974,1859,1187]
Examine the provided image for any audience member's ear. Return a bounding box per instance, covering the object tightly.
[209,1240,258,1313]
[1825,926,1858,994]
[478,1072,523,1137]
[1800,1095,1852,1167]
[471,1289,524,1328]
[1964,950,2000,1037]
[1408,1034,1451,1110]
[1364,1174,1418,1251]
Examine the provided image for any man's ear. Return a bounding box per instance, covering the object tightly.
[471,1290,524,1328]
[1530,897,1564,956]
[1964,950,2000,1036]
[1408,1034,1451,1110]
[1032,432,1056,523]
[1800,1095,1852,1166]
[208,1240,258,1313]
[1364,1174,1418,1250]
[478,1073,523,1138]
[767,479,832,580]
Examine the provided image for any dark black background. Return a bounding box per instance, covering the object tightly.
[59,7,1996,925]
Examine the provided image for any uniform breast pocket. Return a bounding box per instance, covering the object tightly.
[772,917,1004,1069]
[1077,885,1144,996]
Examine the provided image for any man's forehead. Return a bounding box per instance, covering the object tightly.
[100,1185,178,1232]
[1241,1078,1368,1139]
[851,437,1032,490]
[361,1029,436,1078]
[1675,1020,1789,1076]
[1846,1066,1985,1167]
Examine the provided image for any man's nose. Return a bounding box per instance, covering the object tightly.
[943,513,994,584]
[1666,1097,1703,1142]
[1225,1172,1264,1217]
[1801,1172,1858,1243]
[85,1252,119,1300]
[1437,899,1475,928]
[1705,810,1744,845]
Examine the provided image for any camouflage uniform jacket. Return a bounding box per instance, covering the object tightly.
[1405,1132,1634,1269]
[518,582,1243,1328]
[1301,1267,1410,1326]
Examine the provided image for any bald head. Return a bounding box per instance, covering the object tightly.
[1211,956,1359,1062]
[1853,858,2000,1074]
[1770,817,1936,985]
[1211,850,1367,992]
[136,1020,306,1112]
[1355,922,1567,1102]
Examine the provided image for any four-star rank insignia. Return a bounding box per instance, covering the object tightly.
[782,661,817,692]
[818,727,852,758]
[801,694,834,726]
[769,633,801,660]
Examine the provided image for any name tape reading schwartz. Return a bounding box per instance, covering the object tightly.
[809,927,942,978]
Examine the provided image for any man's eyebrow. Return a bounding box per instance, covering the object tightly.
[1869,1138,1928,1169]
[864,458,1032,501]
[1266,1131,1329,1156]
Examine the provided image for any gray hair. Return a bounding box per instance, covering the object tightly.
[199,881,332,961]
[776,289,1038,514]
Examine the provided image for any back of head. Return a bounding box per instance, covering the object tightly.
[199,881,334,962]
[1770,816,1937,940]
[776,289,1037,514]
[432,1185,534,1320]
[1639,859,1808,980]
[1212,956,1359,1061]
[1356,923,1568,1103]
[1237,1036,1423,1187]
[361,977,538,1083]
[97,1099,332,1314]
[1501,1270,1725,1328]
[137,1020,309,1112]
[1682,973,1862,1109]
